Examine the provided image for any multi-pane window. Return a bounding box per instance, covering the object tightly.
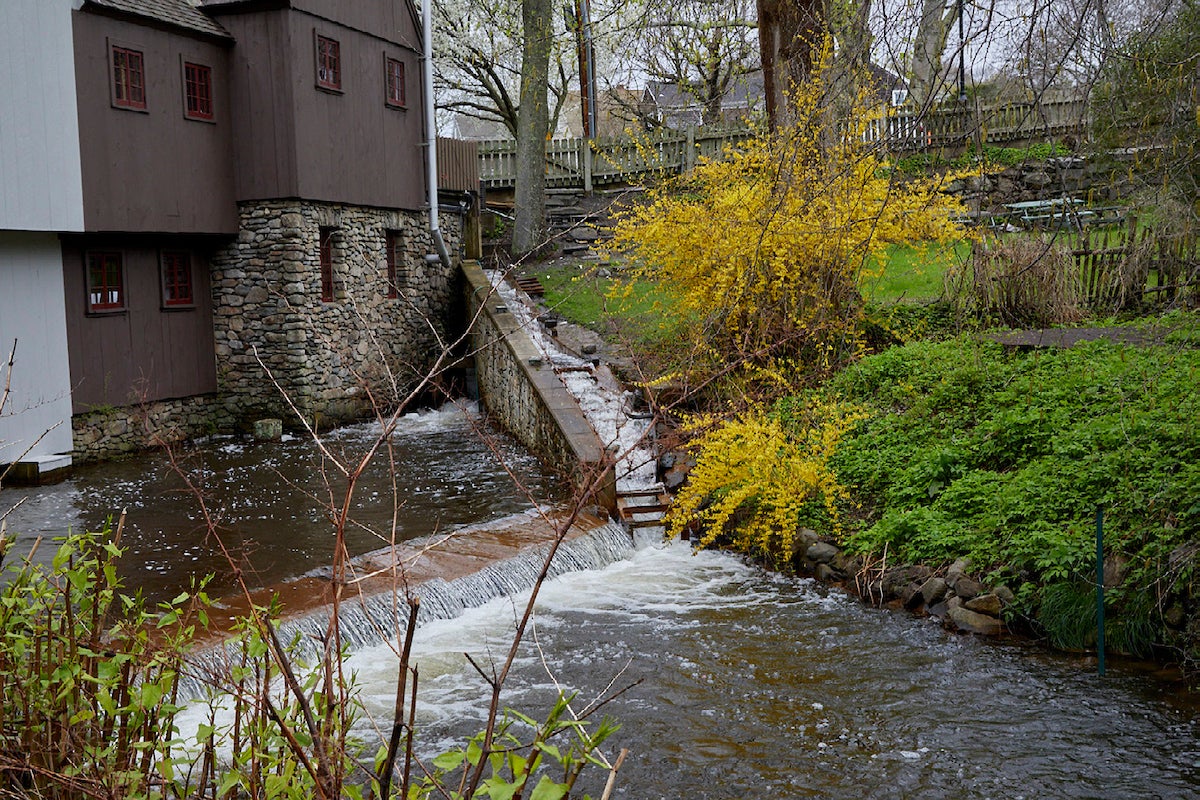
[385,231,403,298]
[183,62,213,120]
[86,252,125,312]
[320,227,336,302]
[316,35,341,90]
[385,57,405,108]
[112,45,146,110]
[160,251,194,306]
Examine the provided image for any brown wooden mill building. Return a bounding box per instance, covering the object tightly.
[1,0,473,478]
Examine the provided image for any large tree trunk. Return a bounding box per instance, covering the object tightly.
[512,0,553,256]
[908,0,956,112]
[756,0,825,128]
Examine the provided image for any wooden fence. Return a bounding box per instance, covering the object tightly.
[474,98,1089,190]
[477,126,754,190]
[1069,221,1198,309]
[864,98,1088,150]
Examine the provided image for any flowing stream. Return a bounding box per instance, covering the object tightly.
[4,309,1199,796]
[346,533,1200,799]
[0,403,562,603]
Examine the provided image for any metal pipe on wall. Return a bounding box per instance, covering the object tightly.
[422,0,452,268]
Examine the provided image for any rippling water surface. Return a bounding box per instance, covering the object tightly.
[5,406,1198,799]
[348,539,1200,800]
[0,404,560,602]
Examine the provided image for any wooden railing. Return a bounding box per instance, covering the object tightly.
[475,99,1090,189]
[477,126,754,190]
[864,98,1088,149]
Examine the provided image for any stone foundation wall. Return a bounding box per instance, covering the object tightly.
[462,261,615,511]
[72,394,228,463]
[945,152,1143,212]
[210,201,463,428]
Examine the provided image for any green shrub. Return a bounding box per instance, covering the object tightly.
[0,528,207,797]
[821,325,1200,654]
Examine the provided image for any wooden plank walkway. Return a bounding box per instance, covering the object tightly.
[990,326,1183,350]
[616,486,672,530]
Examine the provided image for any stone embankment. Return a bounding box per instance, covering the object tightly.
[943,152,1141,213]
[789,528,1012,637]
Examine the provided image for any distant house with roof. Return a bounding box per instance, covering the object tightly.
[638,64,908,130]
[640,71,766,130]
[0,0,463,478]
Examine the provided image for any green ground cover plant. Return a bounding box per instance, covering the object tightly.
[822,320,1200,658]
[892,141,1072,176]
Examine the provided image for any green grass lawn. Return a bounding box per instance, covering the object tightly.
[542,242,971,328]
[539,262,675,328]
[860,241,971,304]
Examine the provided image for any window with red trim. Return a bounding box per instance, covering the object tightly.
[385,231,402,298]
[161,251,194,306]
[320,227,336,302]
[112,46,146,110]
[183,62,213,120]
[385,57,405,108]
[316,35,341,90]
[86,252,125,312]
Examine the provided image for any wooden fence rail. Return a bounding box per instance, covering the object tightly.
[477,126,754,190]
[475,99,1089,190]
[865,98,1089,150]
[1052,219,1196,309]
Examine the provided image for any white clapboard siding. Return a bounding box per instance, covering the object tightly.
[0,0,84,232]
[0,233,75,459]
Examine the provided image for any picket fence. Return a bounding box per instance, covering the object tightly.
[474,98,1089,190]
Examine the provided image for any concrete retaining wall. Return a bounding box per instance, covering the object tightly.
[462,261,615,513]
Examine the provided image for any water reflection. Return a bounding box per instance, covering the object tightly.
[0,404,562,603]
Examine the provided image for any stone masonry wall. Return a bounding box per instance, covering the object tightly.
[210,201,463,428]
[462,261,615,512]
[943,152,1143,213]
[72,393,228,463]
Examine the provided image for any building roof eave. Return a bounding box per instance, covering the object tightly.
[82,0,234,42]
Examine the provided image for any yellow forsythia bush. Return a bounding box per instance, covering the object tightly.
[666,401,866,561]
[610,46,964,390]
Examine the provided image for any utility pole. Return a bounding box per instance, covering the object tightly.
[573,0,598,138]
[957,0,966,102]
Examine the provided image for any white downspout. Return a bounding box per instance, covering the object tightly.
[422,0,452,268]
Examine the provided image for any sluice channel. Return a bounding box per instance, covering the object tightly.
[3,404,1199,797]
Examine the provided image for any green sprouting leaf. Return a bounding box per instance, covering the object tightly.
[529,775,570,800]
[139,682,163,709]
[507,751,529,776]
[466,739,484,767]
[171,591,190,605]
[481,776,519,800]
[69,708,96,725]
[507,708,539,728]
[432,749,466,771]
[67,567,89,593]
[534,742,563,763]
